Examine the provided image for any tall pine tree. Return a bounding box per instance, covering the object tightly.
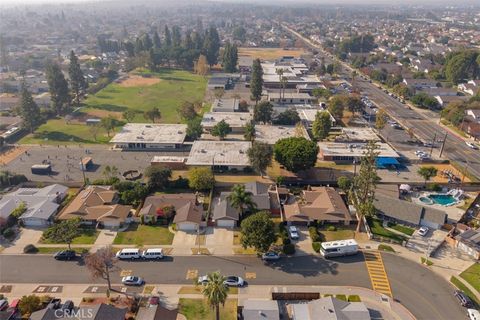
[164,26,172,47]
[46,62,70,116]
[153,31,161,49]
[203,26,220,66]
[18,82,41,133]
[68,51,87,108]
[250,58,263,105]
[222,42,238,73]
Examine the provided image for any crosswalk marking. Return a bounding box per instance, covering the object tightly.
[363,251,393,297]
[245,272,256,279]
[120,269,132,277]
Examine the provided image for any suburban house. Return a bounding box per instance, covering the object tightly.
[242,299,280,320]
[402,78,438,90]
[58,185,133,229]
[282,187,355,225]
[110,123,187,150]
[186,140,252,171]
[448,225,480,260]
[212,182,275,227]
[434,95,468,108]
[466,109,480,122]
[136,305,178,320]
[458,80,480,96]
[30,303,127,320]
[374,194,447,229]
[139,194,204,231]
[201,112,252,133]
[0,184,68,227]
[290,296,370,320]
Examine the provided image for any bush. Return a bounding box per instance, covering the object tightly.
[378,244,395,252]
[426,183,442,192]
[23,244,38,254]
[309,227,320,242]
[282,237,291,245]
[326,225,337,231]
[312,242,321,253]
[2,228,14,238]
[421,257,433,266]
[283,243,295,255]
[335,294,347,301]
[348,295,361,302]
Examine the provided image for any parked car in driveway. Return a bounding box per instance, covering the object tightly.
[53,250,76,261]
[122,276,144,286]
[289,226,299,240]
[418,226,429,237]
[262,252,280,261]
[454,290,473,307]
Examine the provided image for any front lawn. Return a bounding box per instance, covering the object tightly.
[40,228,100,245]
[367,217,407,243]
[113,223,174,246]
[35,247,91,254]
[178,298,237,320]
[388,222,415,236]
[318,225,356,241]
[460,263,480,293]
[451,276,480,305]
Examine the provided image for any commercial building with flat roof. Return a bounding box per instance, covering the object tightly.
[267,91,315,105]
[337,127,381,142]
[318,142,399,162]
[186,140,251,170]
[211,98,240,112]
[111,123,187,150]
[296,108,336,127]
[201,112,252,133]
[254,125,310,144]
[261,62,321,88]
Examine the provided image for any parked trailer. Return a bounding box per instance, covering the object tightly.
[31,164,52,175]
[320,239,358,258]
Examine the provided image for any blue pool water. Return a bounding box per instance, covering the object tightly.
[428,194,457,206]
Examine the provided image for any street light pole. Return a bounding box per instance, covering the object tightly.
[80,157,87,186]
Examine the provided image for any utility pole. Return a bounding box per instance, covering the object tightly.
[439,131,448,158]
[80,157,87,186]
[429,132,436,158]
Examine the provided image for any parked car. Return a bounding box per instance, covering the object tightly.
[224,276,245,287]
[122,276,144,286]
[54,250,76,261]
[46,298,62,309]
[116,248,141,260]
[141,248,164,260]
[262,252,281,261]
[148,296,160,306]
[454,290,473,307]
[60,300,74,312]
[0,300,8,311]
[418,227,429,237]
[468,309,480,320]
[466,142,478,150]
[289,226,299,240]
[197,275,209,285]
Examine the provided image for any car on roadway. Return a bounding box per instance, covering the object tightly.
[224,276,245,287]
[454,290,473,307]
[0,300,8,311]
[289,226,300,240]
[53,250,76,261]
[466,142,478,150]
[468,309,480,320]
[418,226,429,237]
[423,142,435,148]
[262,251,281,261]
[122,276,144,286]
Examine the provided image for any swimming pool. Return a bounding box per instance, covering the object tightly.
[428,194,457,206]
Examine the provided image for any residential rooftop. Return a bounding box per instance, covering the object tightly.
[110,123,187,144]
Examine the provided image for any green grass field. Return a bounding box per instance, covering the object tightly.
[40,228,100,245]
[20,68,207,145]
[178,299,237,320]
[113,223,174,246]
[460,263,480,293]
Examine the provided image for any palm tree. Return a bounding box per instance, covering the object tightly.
[227,184,256,218]
[276,68,284,103]
[202,271,228,320]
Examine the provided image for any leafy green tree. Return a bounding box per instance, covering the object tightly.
[247,142,273,176]
[312,88,331,99]
[18,295,42,317]
[328,95,346,119]
[102,165,119,181]
[186,117,203,140]
[46,62,70,115]
[253,101,273,124]
[274,109,300,125]
[211,119,231,140]
[188,167,215,191]
[122,110,136,123]
[144,165,172,190]
[43,218,81,250]
[417,166,438,186]
[312,111,331,140]
[203,26,220,66]
[178,101,198,120]
[153,31,161,49]
[100,116,116,137]
[375,109,388,129]
[228,184,256,217]
[201,271,228,320]
[240,211,277,253]
[144,107,161,123]
[222,42,238,73]
[164,26,172,47]
[444,50,479,84]
[353,141,379,232]
[68,50,87,108]
[244,121,255,141]
[232,26,247,42]
[337,176,352,194]
[250,58,263,105]
[17,82,41,133]
[411,92,439,109]
[274,137,318,172]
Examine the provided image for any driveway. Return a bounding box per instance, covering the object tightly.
[292,227,315,255]
[406,228,447,256]
[205,227,234,255]
[2,228,44,254]
[172,230,198,250]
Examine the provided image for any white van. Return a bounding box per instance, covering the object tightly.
[320,239,358,258]
[116,248,141,260]
[141,248,164,260]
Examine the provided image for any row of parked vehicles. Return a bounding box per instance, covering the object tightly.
[453,290,480,320]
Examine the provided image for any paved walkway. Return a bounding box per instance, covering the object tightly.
[90,230,117,252]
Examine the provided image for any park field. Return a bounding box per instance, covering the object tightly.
[238,47,306,60]
[20,68,208,145]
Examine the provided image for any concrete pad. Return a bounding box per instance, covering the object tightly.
[2,228,43,254]
[293,227,315,255]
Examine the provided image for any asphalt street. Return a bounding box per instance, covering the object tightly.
[0,253,466,320]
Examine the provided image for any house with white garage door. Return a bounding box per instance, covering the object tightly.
[0,184,68,227]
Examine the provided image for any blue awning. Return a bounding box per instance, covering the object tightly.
[376,157,400,168]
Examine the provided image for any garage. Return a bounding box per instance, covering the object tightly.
[177,222,199,231]
[21,218,50,228]
[216,219,236,228]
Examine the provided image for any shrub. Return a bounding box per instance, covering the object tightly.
[426,183,442,192]
[2,228,14,238]
[283,243,295,255]
[378,244,395,252]
[348,295,361,302]
[335,294,347,301]
[23,244,38,254]
[309,227,321,242]
[282,237,291,245]
[421,257,433,266]
[312,242,321,252]
[326,225,337,231]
